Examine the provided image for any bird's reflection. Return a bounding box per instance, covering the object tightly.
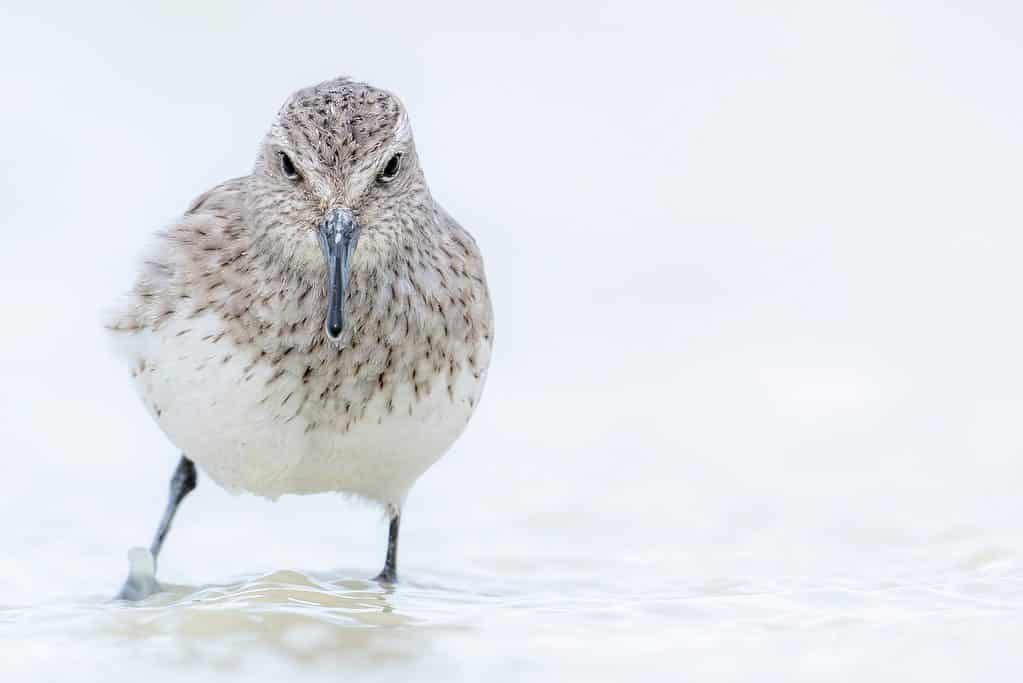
[103,569,433,665]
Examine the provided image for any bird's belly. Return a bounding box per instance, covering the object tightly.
[114,313,486,504]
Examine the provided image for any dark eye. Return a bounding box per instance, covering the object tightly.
[279,152,300,180]
[378,153,402,183]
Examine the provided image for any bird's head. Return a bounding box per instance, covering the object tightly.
[247,77,431,342]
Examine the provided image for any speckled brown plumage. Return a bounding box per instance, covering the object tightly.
[107,77,493,505]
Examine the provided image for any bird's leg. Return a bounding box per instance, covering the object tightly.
[149,455,198,561]
[374,506,401,583]
[117,455,198,600]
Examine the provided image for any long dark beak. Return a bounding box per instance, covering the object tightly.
[316,207,360,342]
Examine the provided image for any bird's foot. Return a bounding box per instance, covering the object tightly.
[116,547,161,601]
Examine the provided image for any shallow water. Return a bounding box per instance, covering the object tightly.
[3,522,1023,681]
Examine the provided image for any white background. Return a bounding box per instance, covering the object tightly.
[1,1,1022,680]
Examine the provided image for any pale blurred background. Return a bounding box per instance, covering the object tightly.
[1,1,1022,681]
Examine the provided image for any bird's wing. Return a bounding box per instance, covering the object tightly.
[105,176,249,334]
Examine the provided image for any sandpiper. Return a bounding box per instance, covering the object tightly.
[107,77,493,599]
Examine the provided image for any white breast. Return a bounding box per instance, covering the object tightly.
[112,312,489,506]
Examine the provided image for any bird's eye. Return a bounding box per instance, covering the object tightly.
[279,152,300,181]
[378,153,402,183]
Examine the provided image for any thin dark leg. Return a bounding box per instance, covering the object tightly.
[149,456,198,563]
[374,510,401,583]
[117,455,197,600]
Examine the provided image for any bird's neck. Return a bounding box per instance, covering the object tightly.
[231,229,443,356]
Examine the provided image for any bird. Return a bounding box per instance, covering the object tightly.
[106,76,493,599]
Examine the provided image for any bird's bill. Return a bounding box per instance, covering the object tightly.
[316,208,360,341]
